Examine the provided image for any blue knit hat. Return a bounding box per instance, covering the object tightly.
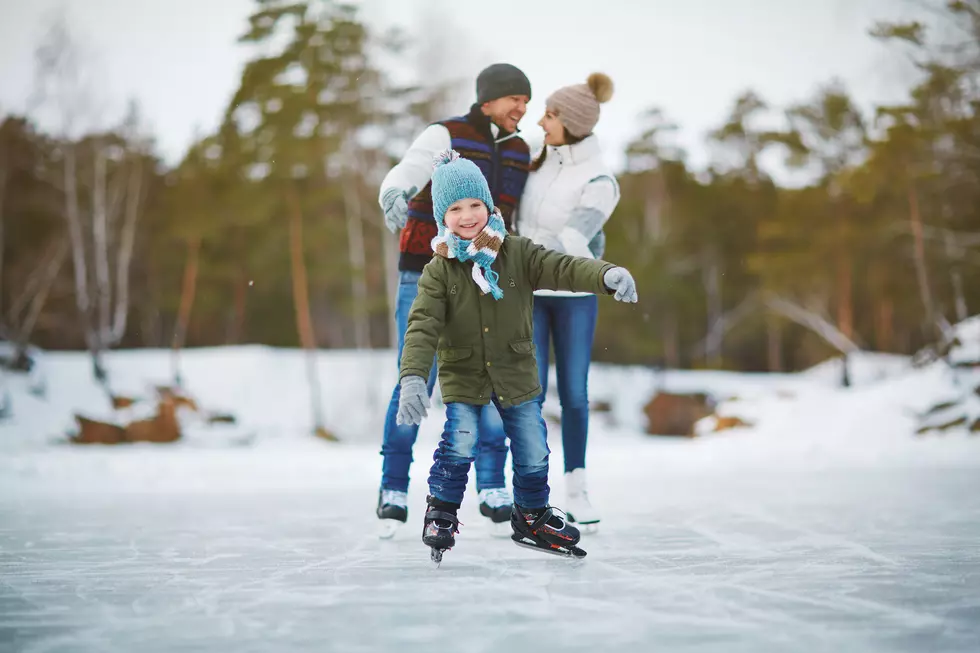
[431,150,495,231]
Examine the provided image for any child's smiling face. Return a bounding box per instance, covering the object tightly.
[444,198,489,240]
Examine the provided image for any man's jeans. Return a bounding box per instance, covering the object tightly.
[380,270,508,493]
[428,397,550,509]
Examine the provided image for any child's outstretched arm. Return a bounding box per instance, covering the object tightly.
[397,261,448,425]
[523,237,638,302]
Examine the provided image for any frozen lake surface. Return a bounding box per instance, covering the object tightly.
[2,441,978,653]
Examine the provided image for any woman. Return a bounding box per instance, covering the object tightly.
[516,73,619,530]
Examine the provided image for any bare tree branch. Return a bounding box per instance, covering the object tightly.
[16,239,69,348]
[6,237,66,321]
[764,293,860,353]
[691,292,761,358]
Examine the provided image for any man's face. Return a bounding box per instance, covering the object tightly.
[481,95,529,133]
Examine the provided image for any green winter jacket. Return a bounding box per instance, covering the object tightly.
[400,235,614,408]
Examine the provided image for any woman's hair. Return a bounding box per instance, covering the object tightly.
[531,123,587,171]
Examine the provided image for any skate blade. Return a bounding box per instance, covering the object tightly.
[489,521,512,538]
[378,520,403,540]
[430,547,446,566]
[512,536,587,559]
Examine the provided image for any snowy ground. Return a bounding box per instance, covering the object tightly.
[1,347,979,652]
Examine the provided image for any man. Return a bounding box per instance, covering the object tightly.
[376,63,532,537]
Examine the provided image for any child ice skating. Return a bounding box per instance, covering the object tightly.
[395,149,638,563]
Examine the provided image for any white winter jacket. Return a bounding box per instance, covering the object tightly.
[516,135,620,297]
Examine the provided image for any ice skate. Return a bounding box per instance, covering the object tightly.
[511,503,587,559]
[564,468,600,534]
[422,496,460,566]
[376,489,408,539]
[478,487,514,538]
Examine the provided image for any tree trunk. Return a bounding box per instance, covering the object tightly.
[230,269,248,344]
[63,145,105,382]
[286,183,329,437]
[0,166,7,320]
[342,145,370,349]
[662,311,679,369]
[109,154,142,345]
[703,257,723,368]
[92,144,112,344]
[950,269,967,323]
[874,296,894,352]
[836,256,853,340]
[833,196,854,341]
[225,229,248,345]
[171,237,200,387]
[907,177,938,338]
[767,315,783,372]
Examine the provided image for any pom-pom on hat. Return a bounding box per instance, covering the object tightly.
[430,149,495,229]
[545,72,615,138]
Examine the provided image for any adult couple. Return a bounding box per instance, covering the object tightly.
[376,63,620,536]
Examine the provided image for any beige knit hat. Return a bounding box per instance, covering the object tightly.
[546,73,614,138]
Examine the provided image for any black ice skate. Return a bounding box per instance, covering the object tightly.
[422,496,461,565]
[511,504,587,559]
[377,489,408,539]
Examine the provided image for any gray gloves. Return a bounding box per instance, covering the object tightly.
[396,375,430,426]
[603,267,639,303]
[382,186,418,234]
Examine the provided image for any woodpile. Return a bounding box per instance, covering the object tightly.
[71,386,234,445]
[712,415,754,432]
[643,392,714,437]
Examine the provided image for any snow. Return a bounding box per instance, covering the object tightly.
[1,346,979,651]
[949,315,980,367]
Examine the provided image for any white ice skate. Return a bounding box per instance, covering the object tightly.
[564,469,599,533]
[478,487,514,538]
[377,489,408,539]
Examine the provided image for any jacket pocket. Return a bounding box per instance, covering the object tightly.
[438,346,473,363]
[509,339,535,355]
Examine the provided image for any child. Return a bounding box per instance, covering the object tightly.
[396,149,638,563]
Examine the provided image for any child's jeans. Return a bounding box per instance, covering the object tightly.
[428,396,551,509]
[381,270,509,493]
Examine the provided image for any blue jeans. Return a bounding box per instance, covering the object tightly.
[381,270,508,493]
[428,397,550,508]
[532,294,598,472]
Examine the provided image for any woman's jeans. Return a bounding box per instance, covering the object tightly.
[532,294,598,472]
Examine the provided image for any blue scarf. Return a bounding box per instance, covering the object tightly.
[431,208,507,300]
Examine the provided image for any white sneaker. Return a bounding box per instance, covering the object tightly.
[564,468,600,526]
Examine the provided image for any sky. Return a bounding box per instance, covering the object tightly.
[0,0,923,184]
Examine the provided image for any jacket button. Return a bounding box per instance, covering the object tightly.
[484,327,489,333]
[486,361,491,367]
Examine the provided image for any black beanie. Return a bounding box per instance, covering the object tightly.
[476,63,532,104]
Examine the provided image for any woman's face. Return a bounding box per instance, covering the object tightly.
[538,109,566,146]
